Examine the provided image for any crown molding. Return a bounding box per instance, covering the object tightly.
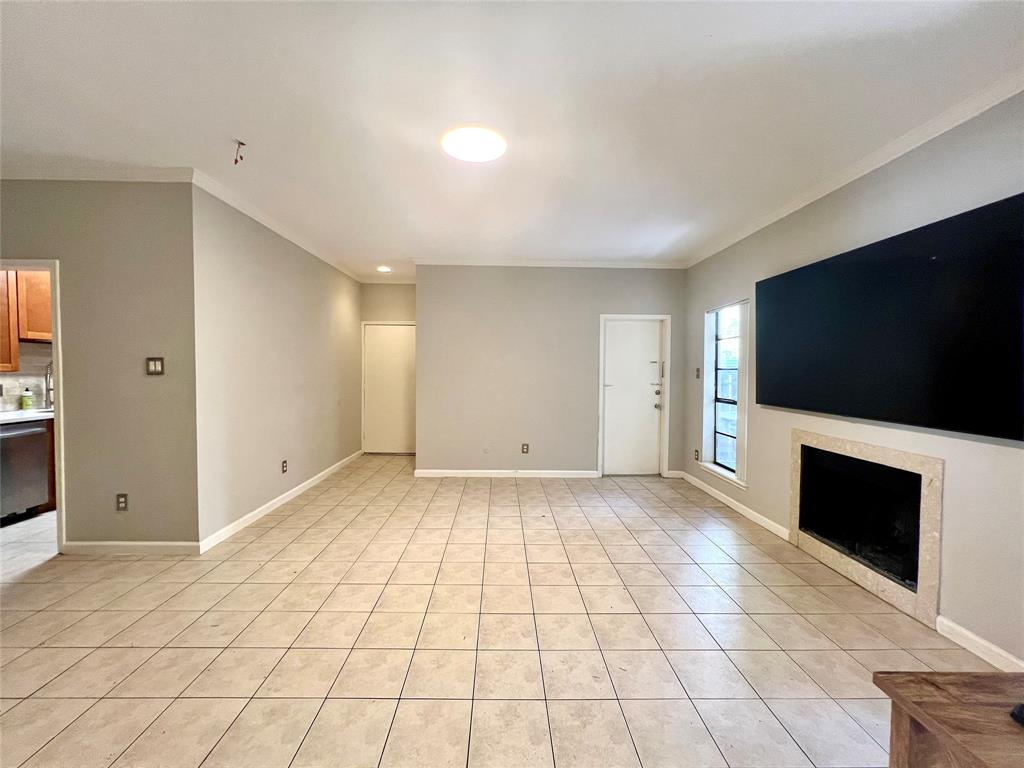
[1,165,194,183]
[681,71,1024,268]
[413,257,688,270]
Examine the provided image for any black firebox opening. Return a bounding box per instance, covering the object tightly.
[799,446,921,591]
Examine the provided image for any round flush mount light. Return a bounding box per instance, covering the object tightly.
[441,126,507,162]
[376,265,392,274]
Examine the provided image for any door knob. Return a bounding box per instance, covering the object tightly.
[654,403,662,410]
[654,389,661,395]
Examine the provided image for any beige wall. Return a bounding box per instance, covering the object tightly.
[416,266,687,472]
[192,188,362,540]
[682,94,1024,659]
[361,283,415,322]
[1,181,200,542]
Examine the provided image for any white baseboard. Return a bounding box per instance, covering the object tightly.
[936,615,1024,672]
[198,449,363,553]
[61,541,200,556]
[414,469,601,479]
[670,470,790,540]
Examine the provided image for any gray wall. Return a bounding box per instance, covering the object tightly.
[361,283,416,322]
[416,266,687,472]
[682,94,1024,659]
[192,188,362,540]
[1,181,200,542]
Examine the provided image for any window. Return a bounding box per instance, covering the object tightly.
[713,304,740,471]
[702,301,748,483]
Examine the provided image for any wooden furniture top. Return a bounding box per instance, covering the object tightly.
[873,671,1024,768]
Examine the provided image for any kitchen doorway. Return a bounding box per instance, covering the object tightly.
[0,259,65,550]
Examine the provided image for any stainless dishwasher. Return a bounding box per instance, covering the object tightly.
[1,420,53,520]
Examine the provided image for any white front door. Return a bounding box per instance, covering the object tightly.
[363,323,416,453]
[603,318,663,474]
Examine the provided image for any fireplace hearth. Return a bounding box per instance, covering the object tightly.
[799,445,921,589]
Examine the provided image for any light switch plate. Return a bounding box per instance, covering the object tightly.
[145,357,165,375]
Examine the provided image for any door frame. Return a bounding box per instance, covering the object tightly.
[0,259,66,550]
[361,320,416,454]
[597,314,671,477]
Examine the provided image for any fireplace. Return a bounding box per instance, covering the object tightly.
[799,446,921,590]
[789,430,943,626]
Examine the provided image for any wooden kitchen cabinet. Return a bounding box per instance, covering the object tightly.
[16,270,52,341]
[0,271,19,372]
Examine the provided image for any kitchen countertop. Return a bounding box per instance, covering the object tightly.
[0,409,55,425]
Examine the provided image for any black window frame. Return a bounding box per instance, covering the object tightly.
[713,306,740,472]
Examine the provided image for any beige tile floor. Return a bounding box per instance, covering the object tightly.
[0,454,996,768]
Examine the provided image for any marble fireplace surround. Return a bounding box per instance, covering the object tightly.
[789,429,943,627]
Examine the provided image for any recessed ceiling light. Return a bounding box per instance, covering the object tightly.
[376,265,392,273]
[441,126,507,162]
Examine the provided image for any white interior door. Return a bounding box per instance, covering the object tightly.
[603,318,663,474]
[363,323,416,453]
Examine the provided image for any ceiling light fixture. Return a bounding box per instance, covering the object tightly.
[441,126,507,162]
[376,265,392,273]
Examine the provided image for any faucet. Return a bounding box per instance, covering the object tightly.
[44,361,53,409]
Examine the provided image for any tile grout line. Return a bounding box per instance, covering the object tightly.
[288,454,416,768]
[312,456,416,768]
[371,465,450,768]
[522,478,560,768]
[609,476,733,768]
[461,477,488,768]
[557,477,645,768]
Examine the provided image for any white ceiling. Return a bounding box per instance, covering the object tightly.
[2,2,1022,283]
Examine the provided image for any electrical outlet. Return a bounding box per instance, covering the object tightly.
[695,367,701,379]
[281,460,288,474]
[694,449,700,461]
[116,493,128,512]
[521,443,529,454]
